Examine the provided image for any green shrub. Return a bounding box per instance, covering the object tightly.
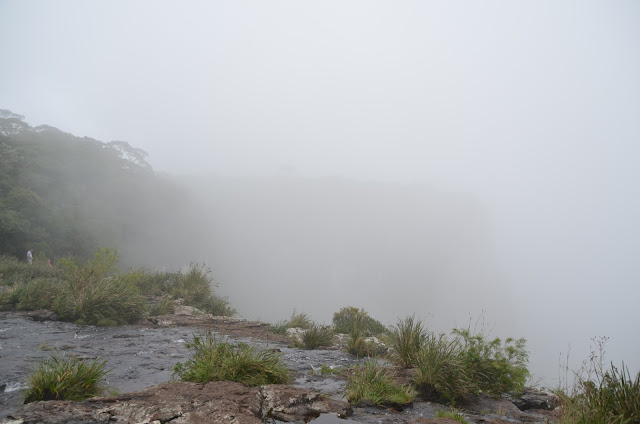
[333,306,388,336]
[414,333,472,404]
[174,331,291,386]
[389,316,427,368]
[24,354,110,403]
[346,359,415,407]
[300,324,334,350]
[453,328,529,395]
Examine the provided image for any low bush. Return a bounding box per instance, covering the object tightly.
[333,306,388,336]
[346,359,416,407]
[414,333,472,404]
[389,316,427,368]
[24,354,110,403]
[300,323,334,350]
[453,328,529,395]
[174,331,291,386]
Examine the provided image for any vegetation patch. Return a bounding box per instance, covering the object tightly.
[414,333,471,404]
[388,316,531,405]
[389,315,427,368]
[271,310,314,335]
[24,354,110,403]
[346,359,415,408]
[557,338,640,424]
[0,250,235,325]
[174,331,291,386]
[333,306,388,336]
[453,328,529,395]
[346,325,387,358]
[167,263,235,316]
[299,323,334,350]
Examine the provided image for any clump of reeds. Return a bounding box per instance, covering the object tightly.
[389,315,427,368]
[24,354,110,403]
[174,331,291,386]
[346,359,415,408]
[300,323,334,349]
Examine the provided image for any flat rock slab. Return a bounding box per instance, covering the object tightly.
[7,381,352,424]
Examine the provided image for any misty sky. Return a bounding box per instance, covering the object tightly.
[1,1,640,383]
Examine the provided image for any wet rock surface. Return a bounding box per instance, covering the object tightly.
[8,381,352,424]
[1,312,559,423]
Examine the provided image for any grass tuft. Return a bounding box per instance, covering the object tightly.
[24,354,110,403]
[300,323,334,350]
[414,333,472,404]
[174,331,291,386]
[346,359,416,408]
[389,315,427,368]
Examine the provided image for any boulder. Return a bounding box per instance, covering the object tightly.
[512,388,560,411]
[286,327,306,342]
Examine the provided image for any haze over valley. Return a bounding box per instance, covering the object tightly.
[1,0,639,386]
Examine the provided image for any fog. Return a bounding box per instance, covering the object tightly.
[1,1,639,384]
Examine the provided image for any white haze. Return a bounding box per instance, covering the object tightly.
[1,1,639,384]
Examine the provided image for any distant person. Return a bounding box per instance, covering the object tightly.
[27,249,33,264]
[47,259,52,267]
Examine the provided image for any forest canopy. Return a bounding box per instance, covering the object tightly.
[0,110,192,265]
